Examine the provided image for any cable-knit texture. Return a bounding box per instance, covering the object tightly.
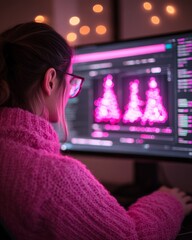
[0,107,184,240]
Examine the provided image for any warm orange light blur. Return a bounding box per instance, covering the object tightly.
[96,25,107,35]
[93,4,103,13]
[166,5,176,15]
[79,26,90,35]
[34,15,46,23]
[66,32,77,42]
[69,16,80,26]
[143,2,152,11]
[151,16,160,25]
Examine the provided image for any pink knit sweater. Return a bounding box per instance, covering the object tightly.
[0,107,184,240]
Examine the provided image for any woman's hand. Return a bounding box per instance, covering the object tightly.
[159,186,192,216]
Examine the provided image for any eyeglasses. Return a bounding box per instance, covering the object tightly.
[65,72,84,98]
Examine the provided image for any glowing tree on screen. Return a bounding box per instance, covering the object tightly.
[141,77,168,125]
[94,74,121,124]
[122,79,143,123]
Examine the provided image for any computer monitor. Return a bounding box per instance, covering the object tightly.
[61,30,192,163]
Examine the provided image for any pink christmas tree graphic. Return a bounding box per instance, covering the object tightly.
[141,77,168,125]
[94,74,121,124]
[122,79,143,123]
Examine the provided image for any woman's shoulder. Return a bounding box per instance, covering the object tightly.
[38,152,93,183]
[42,153,86,171]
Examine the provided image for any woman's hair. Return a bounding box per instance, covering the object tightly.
[0,22,73,137]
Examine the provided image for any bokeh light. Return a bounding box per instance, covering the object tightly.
[66,32,77,42]
[69,16,80,26]
[79,26,90,35]
[151,16,160,25]
[166,5,176,15]
[93,4,103,13]
[143,2,152,11]
[34,15,47,23]
[96,25,107,35]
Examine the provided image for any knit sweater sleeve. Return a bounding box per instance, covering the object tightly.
[38,155,184,240]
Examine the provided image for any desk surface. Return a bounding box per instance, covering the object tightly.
[176,232,192,240]
[176,213,192,239]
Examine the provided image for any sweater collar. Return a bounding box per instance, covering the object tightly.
[0,107,61,154]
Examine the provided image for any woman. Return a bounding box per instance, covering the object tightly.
[0,22,191,240]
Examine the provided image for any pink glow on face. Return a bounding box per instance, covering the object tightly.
[94,75,121,124]
[73,44,166,63]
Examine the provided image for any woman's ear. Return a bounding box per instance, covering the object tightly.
[42,68,57,96]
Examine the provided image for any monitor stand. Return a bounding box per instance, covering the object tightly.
[110,161,160,207]
[134,161,160,192]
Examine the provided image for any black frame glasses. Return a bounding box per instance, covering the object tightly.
[65,72,84,98]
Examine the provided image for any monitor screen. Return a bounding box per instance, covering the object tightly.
[61,30,192,161]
